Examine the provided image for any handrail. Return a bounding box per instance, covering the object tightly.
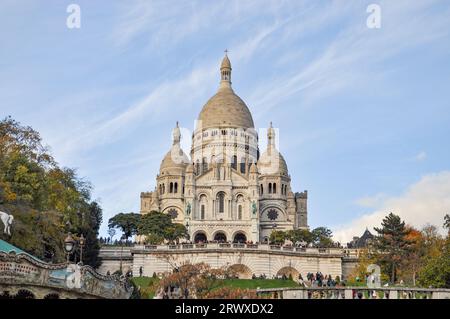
[129,243,344,255]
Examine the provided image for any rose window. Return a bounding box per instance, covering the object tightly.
[267,209,278,220]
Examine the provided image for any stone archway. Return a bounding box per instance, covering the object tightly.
[228,264,253,279]
[276,267,299,280]
[233,232,247,243]
[213,231,227,243]
[194,231,207,243]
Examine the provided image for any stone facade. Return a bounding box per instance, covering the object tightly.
[130,244,343,280]
[140,54,308,243]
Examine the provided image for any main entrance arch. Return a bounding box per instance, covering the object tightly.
[233,232,247,243]
[213,232,227,242]
[194,232,207,243]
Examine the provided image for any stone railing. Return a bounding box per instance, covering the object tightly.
[256,287,450,299]
[132,243,343,255]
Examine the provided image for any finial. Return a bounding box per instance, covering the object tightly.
[176,121,179,128]
[224,49,228,56]
[270,121,273,128]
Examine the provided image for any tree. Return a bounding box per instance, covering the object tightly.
[418,237,450,288]
[158,262,236,299]
[164,223,189,244]
[311,227,334,247]
[286,229,314,245]
[373,213,411,284]
[0,117,103,266]
[137,211,187,244]
[78,201,103,267]
[269,230,287,245]
[401,226,424,286]
[108,212,141,241]
[108,227,116,243]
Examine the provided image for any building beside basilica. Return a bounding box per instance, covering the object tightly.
[140,54,308,244]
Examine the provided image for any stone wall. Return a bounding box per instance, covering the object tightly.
[130,245,343,279]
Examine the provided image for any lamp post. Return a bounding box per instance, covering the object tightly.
[79,234,85,265]
[64,233,76,263]
[119,235,124,274]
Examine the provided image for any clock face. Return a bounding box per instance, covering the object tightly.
[168,208,178,219]
[267,209,279,221]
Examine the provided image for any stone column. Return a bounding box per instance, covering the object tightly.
[344,289,353,299]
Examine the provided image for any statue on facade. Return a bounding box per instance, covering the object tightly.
[252,201,257,216]
[0,211,14,236]
[186,202,191,216]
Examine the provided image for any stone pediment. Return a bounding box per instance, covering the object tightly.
[196,168,249,185]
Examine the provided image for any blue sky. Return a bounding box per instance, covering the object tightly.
[1,0,450,241]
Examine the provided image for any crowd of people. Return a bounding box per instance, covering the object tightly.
[302,272,341,287]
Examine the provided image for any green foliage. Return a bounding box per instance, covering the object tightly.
[271,227,334,247]
[311,227,334,247]
[136,211,187,243]
[0,117,102,265]
[164,223,189,243]
[130,276,160,299]
[108,212,141,240]
[269,230,287,244]
[286,229,314,244]
[418,238,450,288]
[374,213,411,283]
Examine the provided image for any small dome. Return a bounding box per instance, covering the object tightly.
[221,54,231,69]
[160,145,189,171]
[257,149,288,176]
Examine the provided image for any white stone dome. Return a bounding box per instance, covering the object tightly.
[198,87,254,129]
[197,53,254,130]
[257,149,288,176]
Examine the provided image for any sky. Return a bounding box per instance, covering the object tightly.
[1,0,450,242]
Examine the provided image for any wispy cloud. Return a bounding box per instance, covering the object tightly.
[354,193,387,208]
[248,0,450,117]
[413,151,427,162]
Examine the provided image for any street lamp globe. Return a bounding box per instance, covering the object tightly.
[79,234,85,247]
[64,233,75,254]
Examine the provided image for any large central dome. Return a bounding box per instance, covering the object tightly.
[197,54,254,130]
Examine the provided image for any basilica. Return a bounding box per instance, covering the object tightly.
[140,53,308,243]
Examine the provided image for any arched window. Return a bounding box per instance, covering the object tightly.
[268,183,272,194]
[169,182,173,193]
[162,184,165,194]
[240,157,246,173]
[202,157,208,173]
[201,205,205,220]
[217,192,225,213]
[260,184,264,195]
[238,205,242,220]
[231,155,237,170]
[273,183,277,194]
[174,182,178,193]
[196,160,200,175]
